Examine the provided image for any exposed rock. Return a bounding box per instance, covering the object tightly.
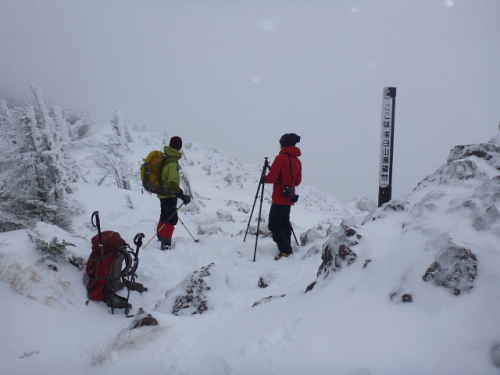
[383,199,411,212]
[317,226,360,278]
[130,308,158,330]
[257,277,268,288]
[258,271,276,288]
[415,159,488,190]
[389,291,413,303]
[252,294,286,307]
[422,241,477,295]
[447,143,500,163]
[299,229,324,246]
[472,205,500,231]
[363,200,411,223]
[304,281,316,293]
[156,263,216,316]
[401,294,413,303]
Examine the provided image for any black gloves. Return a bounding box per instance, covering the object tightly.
[260,175,267,184]
[181,194,191,205]
[177,189,191,205]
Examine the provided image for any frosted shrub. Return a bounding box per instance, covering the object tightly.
[27,232,84,269]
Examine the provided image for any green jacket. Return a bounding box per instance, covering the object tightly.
[157,146,182,199]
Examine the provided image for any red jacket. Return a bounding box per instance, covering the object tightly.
[265,146,302,205]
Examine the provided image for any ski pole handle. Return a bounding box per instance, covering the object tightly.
[134,233,145,253]
[91,211,104,249]
[91,211,99,229]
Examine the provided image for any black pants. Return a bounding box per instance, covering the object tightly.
[159,197,179,225]
[268,204,292,254]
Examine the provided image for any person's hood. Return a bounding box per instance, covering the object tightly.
[279,146,301,157]
[164,146,183,160]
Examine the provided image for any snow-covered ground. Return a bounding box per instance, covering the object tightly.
[2,124,500,375]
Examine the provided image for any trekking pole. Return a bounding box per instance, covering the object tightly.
[291,225,300,246]
[144,202,185,249]
[177,216,199,243]
[91,211,104,253]
[244,157,270,242]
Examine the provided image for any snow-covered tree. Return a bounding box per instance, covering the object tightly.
[30,84,75,199]
[111,110,127,145]
[51,105,71,144]
[95,110,133,190]
[0,86,81,232]
[63,109,95,140]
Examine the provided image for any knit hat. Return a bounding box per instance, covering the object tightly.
[169,136,183,150]
[279,133,301,147]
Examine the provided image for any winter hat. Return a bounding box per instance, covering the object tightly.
[279,133,301,148]
[169,136,183,150]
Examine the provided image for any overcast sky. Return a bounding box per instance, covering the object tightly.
[1,0,500,202]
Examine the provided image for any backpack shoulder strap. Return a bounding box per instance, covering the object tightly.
[287,154,294,176]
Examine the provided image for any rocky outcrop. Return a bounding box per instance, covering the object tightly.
[316,225,361,279]
[422,241,477,295]
[447,143,500,163]
[416,159,488,191]
[129,308,158,330]
[155,263,216,316]
[363,199,412,223]
[258,271,276,288]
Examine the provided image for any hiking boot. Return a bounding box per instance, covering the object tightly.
[160,238,172,251]
[274,252,290,261]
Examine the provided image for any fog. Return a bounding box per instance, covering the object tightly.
[1,0,499,202]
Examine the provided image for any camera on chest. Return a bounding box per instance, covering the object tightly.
[282,186,299,203]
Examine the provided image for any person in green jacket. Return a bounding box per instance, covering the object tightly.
[157,136,191,250]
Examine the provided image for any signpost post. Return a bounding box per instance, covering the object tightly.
[378,87,396,207]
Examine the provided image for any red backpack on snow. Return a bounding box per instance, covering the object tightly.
[83,212,144,315]
[84,230,130,300]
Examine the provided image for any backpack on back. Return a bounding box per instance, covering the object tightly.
[141,150,170,195]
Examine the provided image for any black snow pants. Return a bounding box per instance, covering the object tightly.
[268,204,293,255]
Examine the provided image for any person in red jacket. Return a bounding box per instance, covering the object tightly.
[262,133,302,260]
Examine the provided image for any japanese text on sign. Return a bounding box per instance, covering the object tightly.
[379,95,394,187]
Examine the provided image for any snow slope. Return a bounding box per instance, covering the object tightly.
[2,124,500,375]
